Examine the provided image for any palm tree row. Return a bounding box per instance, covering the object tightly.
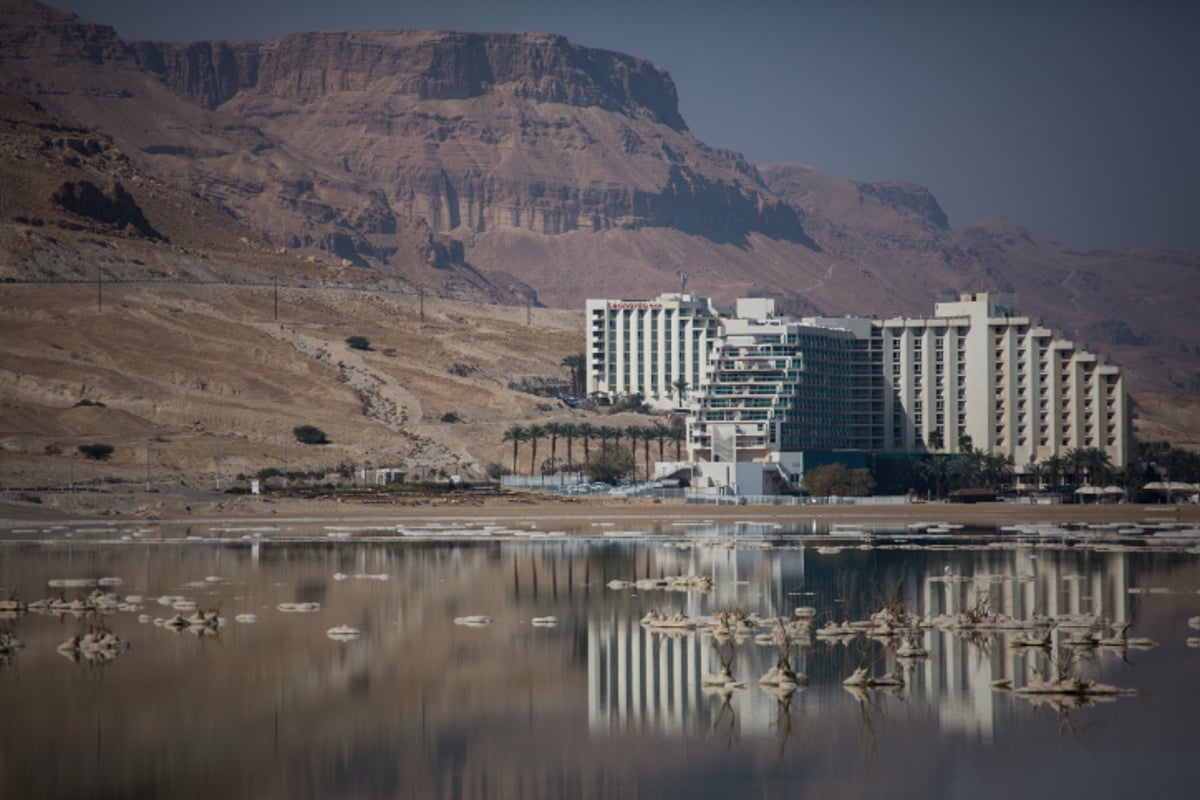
[1022,447,1115,489]
[915,446,1127,498]
[915,448,1015,496]
[500,419,687,478]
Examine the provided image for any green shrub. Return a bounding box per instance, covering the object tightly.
[584,444,634,484]
[346,336,372,351]
[293,425,330,445]
[801,463,875,497]
[78,443,114,461]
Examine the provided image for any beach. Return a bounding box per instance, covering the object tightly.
[3,487,1198,533]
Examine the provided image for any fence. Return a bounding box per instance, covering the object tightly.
[498,475,915,506]
[501,474,584,489]
[684,493,915,507]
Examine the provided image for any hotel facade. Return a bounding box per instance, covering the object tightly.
[586,292,1129,482]
[585,294,724,408]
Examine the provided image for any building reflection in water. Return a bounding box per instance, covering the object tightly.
[586,538,1140,742]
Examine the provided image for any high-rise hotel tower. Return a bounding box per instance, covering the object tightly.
[586,292,1129,469]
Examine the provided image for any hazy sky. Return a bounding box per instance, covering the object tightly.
[53,0,1200,252]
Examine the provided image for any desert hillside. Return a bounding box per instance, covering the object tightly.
[0,280,596,490]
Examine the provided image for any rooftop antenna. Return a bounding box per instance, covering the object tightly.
[679,271,688,295]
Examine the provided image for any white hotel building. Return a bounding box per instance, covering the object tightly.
[586,291,1129,475]
[882,292,1129,468]
[585,294,724,408]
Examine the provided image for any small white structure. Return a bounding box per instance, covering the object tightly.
[372,468,407,485]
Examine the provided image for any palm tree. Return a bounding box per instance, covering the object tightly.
[927,429,944,452]
[981,453,1014,491]
[1023,460,1047,491]
[1164,447,1200,482]
[653,422,669,463]
[1081,447,1113,486]
[578,422,596,464]
[544,422,563,473]
[561,423,579,471]
[1137,439,1170,468]
[526,424,547,476]
[502,425,528,475]
[636,425,654,481]
[1043,454,1065,487]
[957,433,974,454]
[1120,462,1149,499]
[1064,447,1086,485]
[917,455,952,498]
[626,426,641,479]
[597,426,620,456]
[561,354,586,397]
[668,417,686,460]
[949,449,984,491]
[672,377,689,406]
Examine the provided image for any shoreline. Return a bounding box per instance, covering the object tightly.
[3,489,1198,533]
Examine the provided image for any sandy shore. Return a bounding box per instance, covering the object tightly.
[2,488,1198,533]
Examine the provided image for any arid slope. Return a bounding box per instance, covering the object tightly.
[0,281,585,490]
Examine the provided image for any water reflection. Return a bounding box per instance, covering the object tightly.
[584,537,1162,745]
[1,524,1198,798]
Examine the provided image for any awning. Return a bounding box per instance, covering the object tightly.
[1143,481,1199,492]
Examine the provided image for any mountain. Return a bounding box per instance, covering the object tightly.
[1,0,1198,397]
[0,0,534,303]
[0,83,585,492]
[760,164,1200,394]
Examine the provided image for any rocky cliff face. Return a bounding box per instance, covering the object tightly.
[52,179,162,238]
[129,29,810,247]
[134,31,687,128]
[0,0,534,302]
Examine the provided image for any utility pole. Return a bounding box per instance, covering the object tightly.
[214,449,221,491]
[273,278,279,321]
[145,439,151,491]
[526,291,532,326]
[97,267,102,313]
[419,286,425,321]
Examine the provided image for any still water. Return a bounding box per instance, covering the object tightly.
[2,518,1199,799]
